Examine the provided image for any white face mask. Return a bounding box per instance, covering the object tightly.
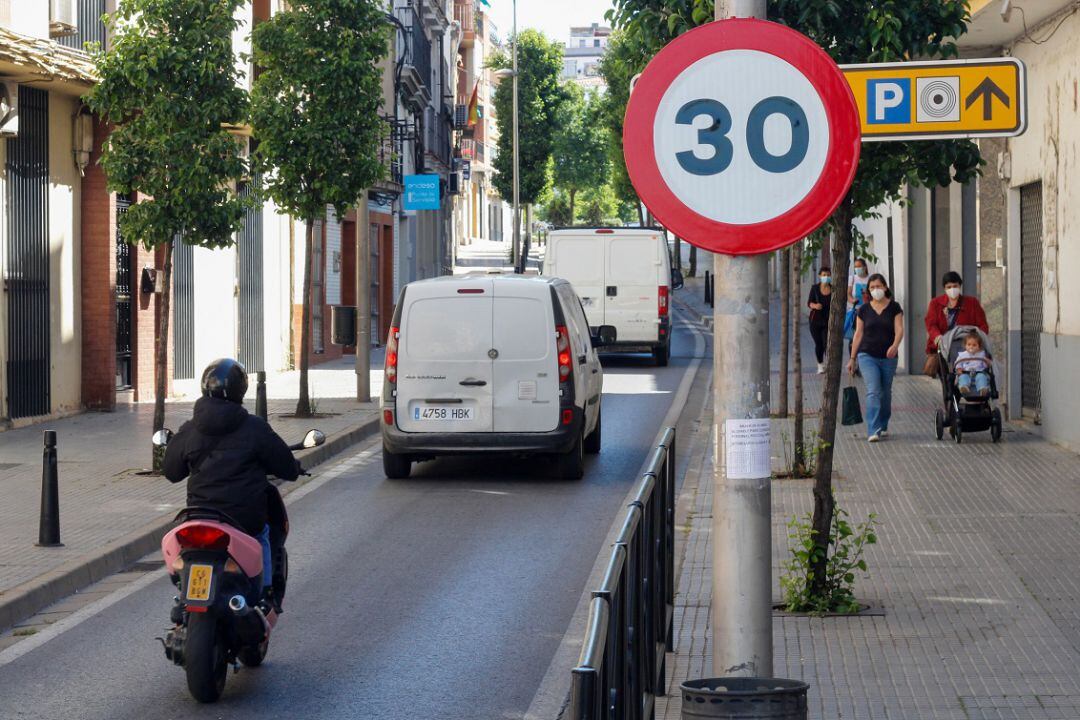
[945,287,961,300]
[870,288,886,301]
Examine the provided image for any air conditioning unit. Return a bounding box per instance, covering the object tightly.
[49,0,78,38]
[0,83,19,138]
[454,104,468,129]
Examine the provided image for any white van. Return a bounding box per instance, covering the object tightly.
[379,274,616,480]
[542,228,682,365]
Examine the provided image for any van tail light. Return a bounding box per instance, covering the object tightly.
[386,326,399,384]
[556,325,572,381]
[658,286,669,317]
[175,525,230,551]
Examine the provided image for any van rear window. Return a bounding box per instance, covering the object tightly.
[404,297,491,361]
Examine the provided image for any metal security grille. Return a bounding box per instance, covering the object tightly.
[369,223,380,345]
[1020,182,1043,417]
[115,194,133,389]
[311,221,324,353]
[5,86,50,419]
[59,0,107,50]
[236,178,265,372]
[172,240,195,379]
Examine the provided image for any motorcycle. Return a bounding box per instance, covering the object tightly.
[153,427,325,703]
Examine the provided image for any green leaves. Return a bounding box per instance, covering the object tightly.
[249,0,390,223]
[86,0,250,251]
[552,85,609,218]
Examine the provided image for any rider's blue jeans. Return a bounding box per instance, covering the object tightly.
[256,525,272,588]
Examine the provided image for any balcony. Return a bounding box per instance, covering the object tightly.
[424,106,452,168]
[398,6,433,112]
[420,0,450,33]
[58,0,107,52]
[376,115,407,190]
[455,1,474,47]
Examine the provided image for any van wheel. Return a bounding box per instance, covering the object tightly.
[554,431,585,480]
[653,342,670,367]
[383,447,412,479]
[584,407,602,454]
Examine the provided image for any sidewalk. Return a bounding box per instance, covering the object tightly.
[0,356,382,631]
[661,301,1080,718]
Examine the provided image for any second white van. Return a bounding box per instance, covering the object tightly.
[543,228,682,365]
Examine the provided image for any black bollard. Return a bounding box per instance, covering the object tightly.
[255,371,268,421]
[704,271,713,307]
[37,430,62,547]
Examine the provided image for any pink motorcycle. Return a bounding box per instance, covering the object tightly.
[154,428,324,703]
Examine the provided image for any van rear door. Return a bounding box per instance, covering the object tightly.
[551,234,605,328]
[491,281,560,432]
[397,280,495,432]
[605,234,661,343]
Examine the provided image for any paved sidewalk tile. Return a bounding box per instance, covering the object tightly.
[660,347,1080,719]
[0,357,380,608]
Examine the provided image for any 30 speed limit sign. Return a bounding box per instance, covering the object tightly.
[624,19,861,255]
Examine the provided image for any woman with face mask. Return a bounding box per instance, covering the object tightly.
[807,266,833,373]
[923,271,988,359]
[848,273,904,442]
[847,258,870,309]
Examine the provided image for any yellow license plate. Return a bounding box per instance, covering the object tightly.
[186,564,214,602]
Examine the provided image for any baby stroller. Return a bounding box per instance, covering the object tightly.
[934,325,1002,443]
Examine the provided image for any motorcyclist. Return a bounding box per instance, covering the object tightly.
[164,358,299,611]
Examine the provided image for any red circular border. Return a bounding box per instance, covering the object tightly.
[623,19,861,255]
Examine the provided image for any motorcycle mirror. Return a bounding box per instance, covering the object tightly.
[152,429,174,447]
[303,429,326,448]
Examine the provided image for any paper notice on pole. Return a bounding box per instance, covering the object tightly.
[724,419,771,480]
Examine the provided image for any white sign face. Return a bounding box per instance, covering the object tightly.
[652,50,830,226]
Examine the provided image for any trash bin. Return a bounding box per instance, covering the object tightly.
[680,678,808,719]
[331,305,357,346]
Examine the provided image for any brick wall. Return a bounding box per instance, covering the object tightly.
[79,117,116,410]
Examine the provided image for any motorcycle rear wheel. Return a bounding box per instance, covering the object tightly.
[185,613,228,703]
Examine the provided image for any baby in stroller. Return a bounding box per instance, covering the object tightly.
[934,325,1002,443]
[955,333,991,397]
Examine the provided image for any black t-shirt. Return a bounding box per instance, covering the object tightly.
[807,284,832,327]
[856,300,903,359]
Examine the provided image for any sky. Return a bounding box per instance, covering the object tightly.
[485,0,616,46]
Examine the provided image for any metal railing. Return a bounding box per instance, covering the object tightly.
[571,426,677,720]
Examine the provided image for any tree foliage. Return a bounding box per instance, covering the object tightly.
[606,0,983,607]
[552,83,609,218]
[489,29,566,205]
[596,30,649,209]
[540,191,573,227]
[87,0,252,459]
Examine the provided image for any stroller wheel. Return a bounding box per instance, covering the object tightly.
[935,409,944,441]
[991,408,1002,443]
[953,416,963,444]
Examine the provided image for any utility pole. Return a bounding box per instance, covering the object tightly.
[712,0,773,680]
[355,195,372,402]
[510,0,520,271]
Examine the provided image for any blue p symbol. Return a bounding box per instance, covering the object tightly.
[867,79,910,124]
[414,407,420,420]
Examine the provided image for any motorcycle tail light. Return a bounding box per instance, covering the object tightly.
[176,525,230,551]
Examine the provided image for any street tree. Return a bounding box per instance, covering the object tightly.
[490,29,566,237]
[87,0,250,469]
[608,0,982,607]
[596,31,648,224]
[552,84,609,221]
[250,0,389,418]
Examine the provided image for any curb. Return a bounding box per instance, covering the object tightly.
[673,292,714,330]
[0,415,380,633]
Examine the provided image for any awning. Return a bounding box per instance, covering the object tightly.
[0,27,97,93]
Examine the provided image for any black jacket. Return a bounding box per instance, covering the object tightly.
[164,397,299,535]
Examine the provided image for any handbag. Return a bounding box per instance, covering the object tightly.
[842,383,863,426]
[923,353,940,378]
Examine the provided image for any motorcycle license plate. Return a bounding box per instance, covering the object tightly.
[186,564,214,602]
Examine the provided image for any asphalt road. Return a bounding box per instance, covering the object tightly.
[0,317,703,720]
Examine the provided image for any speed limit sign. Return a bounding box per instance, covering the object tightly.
[624,19,861,255]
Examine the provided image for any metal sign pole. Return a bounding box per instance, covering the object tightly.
[712,0,773,679]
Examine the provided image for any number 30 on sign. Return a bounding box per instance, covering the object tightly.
[624,19,862,256]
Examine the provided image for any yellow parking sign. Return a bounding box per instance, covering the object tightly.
[842,58,1026,141]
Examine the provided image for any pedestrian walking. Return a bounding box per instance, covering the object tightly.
[808,266,833,373]
[847,273,904,442]
[922,271,988,376]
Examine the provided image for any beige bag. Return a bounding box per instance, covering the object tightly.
[923,353,940,378]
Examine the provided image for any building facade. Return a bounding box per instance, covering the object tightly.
[562,23,610,91]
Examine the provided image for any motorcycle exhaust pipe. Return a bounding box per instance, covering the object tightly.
[229,595,267,645]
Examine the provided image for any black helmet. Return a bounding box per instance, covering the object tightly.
[201,358,248,404]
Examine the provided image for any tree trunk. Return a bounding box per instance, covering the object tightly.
[569,189,576,223]
[151,239,174,472]
[674,236,683,272]
[636,201,644,227]
[295,219,315,418]
[778,248,790,417]
[792,243,805,475]
[689,245,697,277]
[520,204,532,273]
[809,200,854,599]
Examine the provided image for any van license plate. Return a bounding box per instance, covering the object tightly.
[414,406,473,421]
[186,564,214,602]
